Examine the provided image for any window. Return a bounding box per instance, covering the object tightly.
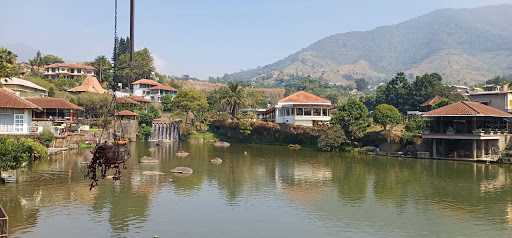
[77,69,82,74]
[296,108,304,116]
[14,114,24,133]
[322,108,328,116]
[285,108,291,116]
[304,108,312,116]
[313,108,321,116]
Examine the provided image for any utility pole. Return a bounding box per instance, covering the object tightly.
[130,0,135,62]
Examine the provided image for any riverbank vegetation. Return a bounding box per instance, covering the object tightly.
[0,138,48,183]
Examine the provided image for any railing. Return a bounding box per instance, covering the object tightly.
[0,206,7,238]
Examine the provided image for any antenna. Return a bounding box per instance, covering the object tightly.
[112,0,119,91]
[130,0,135,62]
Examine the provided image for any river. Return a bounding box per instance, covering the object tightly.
[1,142,512,237]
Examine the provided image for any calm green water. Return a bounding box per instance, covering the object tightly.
[1,142,512,238]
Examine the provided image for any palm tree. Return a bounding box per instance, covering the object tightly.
[221,82,247,118]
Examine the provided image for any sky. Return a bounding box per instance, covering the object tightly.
[1,0,512,79]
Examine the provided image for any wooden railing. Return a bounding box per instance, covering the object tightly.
[0,206,7,238]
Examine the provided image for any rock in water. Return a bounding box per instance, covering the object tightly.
[214,141,231,148]
[210,157,223,165]
[288,144,301,150]
[140,156,159,164]
[142,171,165,176]
[176,151,190,158]
[170,167,194,174]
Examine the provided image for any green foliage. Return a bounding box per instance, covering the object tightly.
[373,104,402,130]
[331,97,370,143]
[137,105,161,141]
[238,113,256,135]
[375,72,462,113]
[486,76,512,86]
[38,129,55,147]
[355,78,369,92]
[208,82,248,117]
[90,56,113,84]
[432,98,450,109]
[48,86,56,97]
[171,89,208,127]
[373,104,402,143]
[318,126,347,152]
[75,93,113,119]
[40,54,64,65]
[0,48,19,78]
[117,48,155,86]
[405,116,425,134]
[138,125,153,141]
[161,94,174,112]
[0,137,48,173]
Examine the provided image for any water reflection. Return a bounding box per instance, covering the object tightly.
[1,143,512,237]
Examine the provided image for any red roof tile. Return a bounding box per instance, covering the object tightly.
[278,91,331,105]
[68,76,107,94]
[115,110,138,116]
[424,101,512,117]
[421,96,444,107]
[151,84,177,91]
[0,88,42,110]
[44,63,95,70]
[131,79,161,86]
[26,97,82,110]
[115,97,140,105]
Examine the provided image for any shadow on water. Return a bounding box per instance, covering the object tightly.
[1,142,512,237]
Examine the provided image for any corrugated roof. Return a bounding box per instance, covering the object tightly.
[423,101,512,117]
[26,97,82,110]
[0,88,42,110]
[131,79,161,86]
[1,77,48,92]
[278,91,331,105]
[68,76,107,94]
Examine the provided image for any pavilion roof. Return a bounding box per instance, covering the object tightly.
[68,76,107,94]
[26,97,82,110]
[115,110,138,116]
[423,101,512,118]
[278,91,331,105]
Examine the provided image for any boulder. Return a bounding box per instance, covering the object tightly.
[214,141,231,148]
[142,171,165,176]
[210,157,223,165]
[176,151,190,158]
[140,156,159,164]
[171,167,193,174]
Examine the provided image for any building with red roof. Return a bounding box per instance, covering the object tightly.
[0,88,41,135]
[422,101,512,161]
[68,76,107,94]
[115,110,138,120]
[44,63,95,79]
[262,91,332,127]
[131,79,177,103]
[26,97,82,123]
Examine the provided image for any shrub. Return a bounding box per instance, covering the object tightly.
[318,126,347,152]
[0,137,48,178]
[38,128,55,147]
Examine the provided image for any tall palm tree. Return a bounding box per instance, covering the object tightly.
[221,82,247,118]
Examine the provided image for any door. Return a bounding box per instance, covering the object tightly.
[14,113,25,133]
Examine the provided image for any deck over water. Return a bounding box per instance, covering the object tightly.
[1,142,512,237]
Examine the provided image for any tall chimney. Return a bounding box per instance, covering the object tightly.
[130,0,135,62]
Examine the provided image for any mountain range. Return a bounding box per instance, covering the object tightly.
[225,4,512,86]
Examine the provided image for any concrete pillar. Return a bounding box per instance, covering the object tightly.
[472,140,477,160]
[433,139,437,158]
[482,140,485,159]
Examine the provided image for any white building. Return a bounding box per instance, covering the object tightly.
[131,79,178,103]
[44,63,95,79]
[0,88,41,135]
[262,91,332,127]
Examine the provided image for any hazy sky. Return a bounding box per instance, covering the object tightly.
[1,0,512,79]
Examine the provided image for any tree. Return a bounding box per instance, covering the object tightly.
[48,86,56,97]
[40,54,64,65]
[355,78,369,92]
[117,48,155,86]
[376,72,411,112]
[318,126,347,152]
[0,48,19,78]
[171,89,208,126]
[373,104,402,143]
[432,98,450,109]
[331,97,370,143]
[28,51,44,69]
[0,138,48,183]
[161,94,174,112]
[74,93,113,119]
[90,56,113,83]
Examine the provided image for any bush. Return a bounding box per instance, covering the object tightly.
[38,128,55,147]
[0,137,48,177]
[318,126,347,152]
[138,125,153,141]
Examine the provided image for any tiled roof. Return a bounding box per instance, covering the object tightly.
[423,101,512,117]
[116,97,140,105]
[151,84,177,91]
[115,110,138,116]
[68,76,107,94]
[44,63,95,70]
[128,96,152,103]
[278,91,331,105]
[1,77,48,92]
[0,88,42,110]
[132,79,161,86]
[26,97,82,110]
[421,96,444,107]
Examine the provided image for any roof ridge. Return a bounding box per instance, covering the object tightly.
[462,101,481,115]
